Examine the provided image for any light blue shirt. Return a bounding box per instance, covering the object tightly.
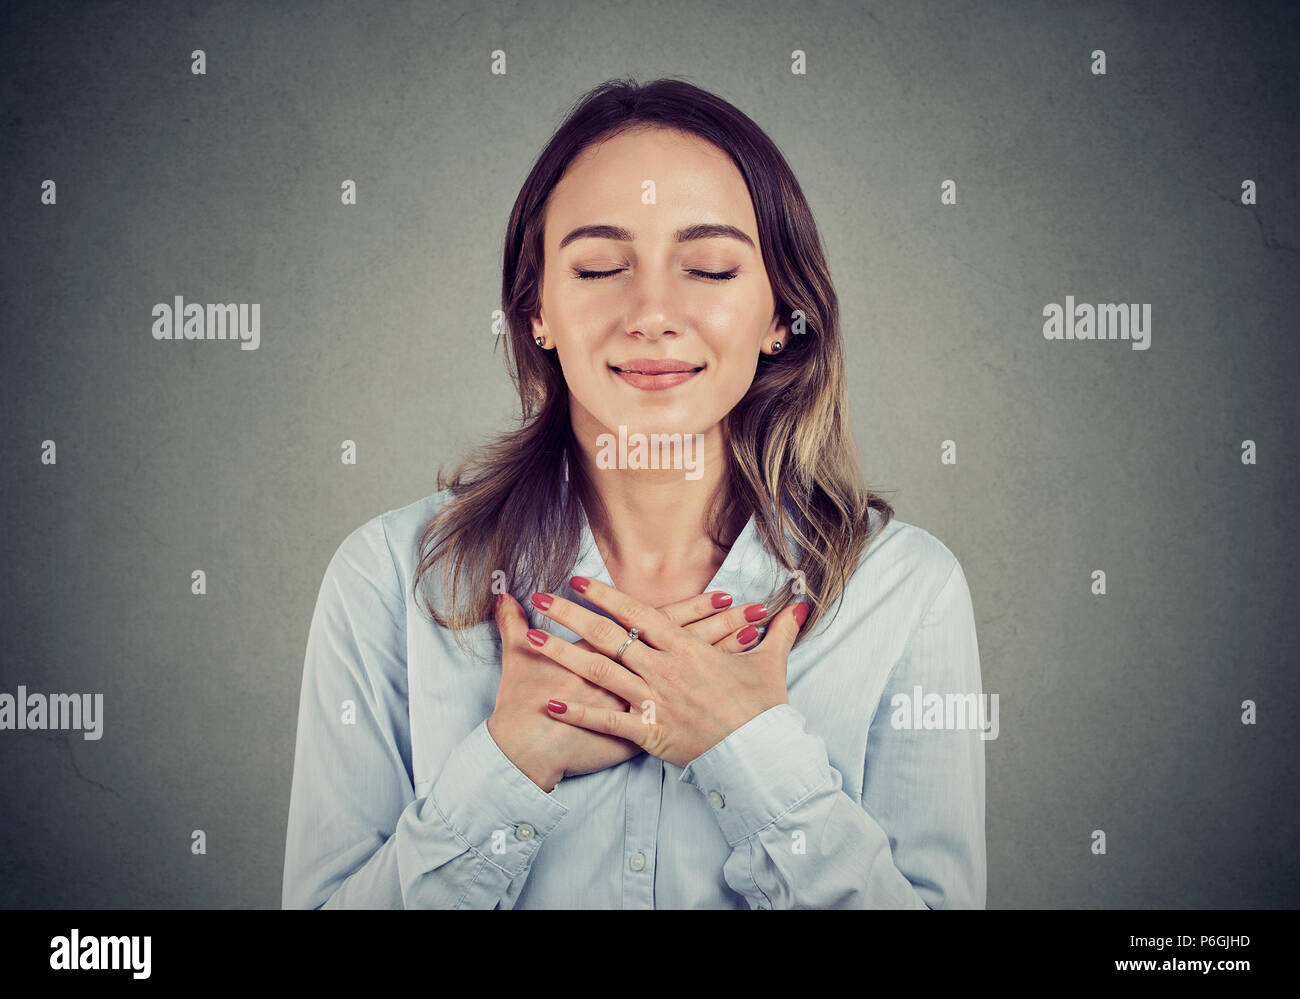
[282,485,986,909]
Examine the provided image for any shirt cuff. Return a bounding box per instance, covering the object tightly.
[678,703,832,846]
[426,718,569,879]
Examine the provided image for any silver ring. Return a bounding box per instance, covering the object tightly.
[614,627,639,664]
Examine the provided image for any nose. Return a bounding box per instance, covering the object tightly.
[622,264,681,341]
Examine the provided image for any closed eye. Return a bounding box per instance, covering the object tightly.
[574,268,738,281]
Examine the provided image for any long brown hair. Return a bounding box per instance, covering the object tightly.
[413,76,894,658]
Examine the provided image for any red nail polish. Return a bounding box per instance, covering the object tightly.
[711,592,732,608]
[570,576,590,593]
[737,625,758,645]
[744,604,767,622]
[531,593,553,611]
[547,699,567,714]
[527,629,547,647]
[793,602,810,627]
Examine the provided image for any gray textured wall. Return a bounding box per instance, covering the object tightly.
[1,0,1297,908]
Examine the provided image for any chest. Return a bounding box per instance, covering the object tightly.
[402,598,904,907]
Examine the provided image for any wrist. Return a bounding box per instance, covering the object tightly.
[487,713,560,793]
[520,759,561,794]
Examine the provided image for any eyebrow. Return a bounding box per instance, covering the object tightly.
[558,222,755,251]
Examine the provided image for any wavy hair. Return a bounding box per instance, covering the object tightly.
[413,76,894,658]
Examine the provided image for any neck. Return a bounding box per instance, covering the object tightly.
[568,412,735,580]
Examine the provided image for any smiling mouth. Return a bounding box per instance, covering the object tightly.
[609,364,704,391]
[611,366,705,374]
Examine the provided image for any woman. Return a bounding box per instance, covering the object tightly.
[282,77,986,909]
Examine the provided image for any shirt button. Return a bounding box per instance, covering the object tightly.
[628,851,646,871]
[708,790,726,809]
[515,823,535,841]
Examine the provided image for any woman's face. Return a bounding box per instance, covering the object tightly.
[532,126,784,455]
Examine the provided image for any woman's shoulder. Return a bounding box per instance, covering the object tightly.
[848,507,968,610]
[322,487,458,599]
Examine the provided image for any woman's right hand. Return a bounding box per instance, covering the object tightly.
[487,589,768,792]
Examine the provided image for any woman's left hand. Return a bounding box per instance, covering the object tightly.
[527,576,810,769]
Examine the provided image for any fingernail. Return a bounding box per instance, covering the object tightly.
[527,629,548,648]
[744,603,767,622]
[531,593,553,611]
[737,625,758,645]
[547,699,567,714]
[570,576,590,594]
[793,602,810,627]
[711,592,732,608]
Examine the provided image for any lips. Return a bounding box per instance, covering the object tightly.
[611,358,703,374]
[611,362,702,391]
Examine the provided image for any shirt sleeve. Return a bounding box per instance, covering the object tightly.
[679,558,987,909]
[281,516,569,909]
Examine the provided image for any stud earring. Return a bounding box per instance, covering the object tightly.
[534,336,545,347]
[771,339,783,353]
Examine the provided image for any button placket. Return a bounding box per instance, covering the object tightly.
[620,756,663,908]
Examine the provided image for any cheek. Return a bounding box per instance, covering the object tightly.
[697,295,750,331]
[557,295,615,345]
[699,300,766,362]
[702,343,761,411]
[717,354,761,403]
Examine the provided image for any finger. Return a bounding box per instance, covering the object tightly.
[655,590,735,628]
[524,626,651,708]
[684,601,770,647]
[562,578,682,653]
[493,592,527,644]
[750,600,811,660]
[714,618,769,653]
[545,697,649,748]
[531,589,666,674]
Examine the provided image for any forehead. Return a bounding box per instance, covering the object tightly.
[545,126,757,237]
